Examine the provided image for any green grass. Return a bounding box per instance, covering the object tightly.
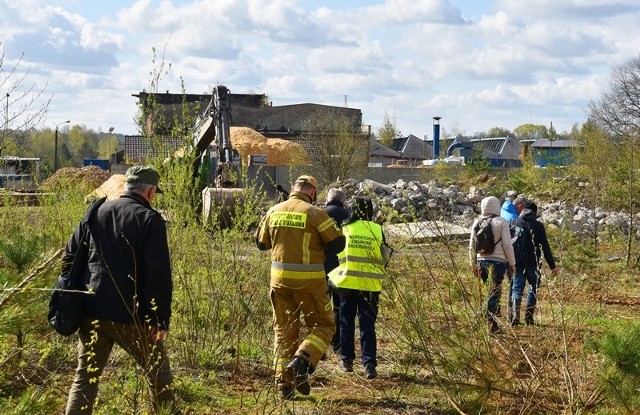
[2,173,640,414]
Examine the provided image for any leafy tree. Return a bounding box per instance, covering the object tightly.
[486,126,512,138]
[54,125,95,167]
[513,123,549,141]
[588,54,640,265]
[301,109,369,185]
[98,134,119,159]
[378,112,400,148]
[570,122,617,253]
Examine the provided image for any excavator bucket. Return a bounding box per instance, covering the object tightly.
[201,187,245,229]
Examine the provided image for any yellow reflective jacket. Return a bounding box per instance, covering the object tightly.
[328,220,385,292]
[254,191,344,287]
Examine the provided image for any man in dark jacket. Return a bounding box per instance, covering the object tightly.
[510,201,559,326]
[323,188,350,353]
[65,166,177,414]
[276,184,290,203]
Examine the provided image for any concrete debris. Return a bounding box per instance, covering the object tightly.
[330,177,640,242]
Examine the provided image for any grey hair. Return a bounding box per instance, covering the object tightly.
[327,188,346,203]
[514,196,527,206]
[124,182,155,193]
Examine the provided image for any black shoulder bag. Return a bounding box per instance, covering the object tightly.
[48,198,105,336]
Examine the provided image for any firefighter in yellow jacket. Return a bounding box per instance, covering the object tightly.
[255,175,345,400]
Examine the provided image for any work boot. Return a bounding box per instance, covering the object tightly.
[285,357,311,396]
[340,359,354,372]
[364,364,377,379]
[525,306,535,326]
[487,314,500,333]
[510,299,522,326]
[277,382,295,400]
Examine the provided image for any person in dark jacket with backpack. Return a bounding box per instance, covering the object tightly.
[276,184,290,203]
[510,201,559,326]
[323,188,350,353]
[469,196,516,332]
[65,166,177,414]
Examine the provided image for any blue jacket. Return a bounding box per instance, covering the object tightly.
[500,200,519,221]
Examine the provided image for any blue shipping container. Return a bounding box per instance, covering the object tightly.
[83,159,110,170]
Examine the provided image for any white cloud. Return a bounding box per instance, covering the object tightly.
[2,0,640,136]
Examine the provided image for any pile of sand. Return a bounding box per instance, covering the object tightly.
[41,166,112,194]
[230,127,309,166]
[87,174,126,201]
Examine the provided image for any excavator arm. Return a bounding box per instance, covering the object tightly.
[192,85,233,187]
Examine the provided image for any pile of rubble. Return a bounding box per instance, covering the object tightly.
[334,178,640,238]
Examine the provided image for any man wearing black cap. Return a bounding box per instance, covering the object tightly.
[255,175,345,400]
[510,201,559,326]
[65,165,177,414]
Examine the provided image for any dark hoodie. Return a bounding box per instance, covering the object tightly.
[520,203,556,270]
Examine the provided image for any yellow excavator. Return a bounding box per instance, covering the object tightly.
[192,85,244,227]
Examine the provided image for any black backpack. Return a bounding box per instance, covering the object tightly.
[474,215,501,254]
[510,218,532,265]
[48,198,105,336]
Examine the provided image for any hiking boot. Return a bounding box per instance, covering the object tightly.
[488,316,500,333]
[285,357,311,396]
[277,383,295,400]
[525,306,535,326]
[510,299,522,327]
[364,364,377,379]
[340,360,354,372]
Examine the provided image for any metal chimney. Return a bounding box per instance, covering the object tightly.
[433,116,441,159]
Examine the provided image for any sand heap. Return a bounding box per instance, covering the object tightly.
[230,127,309,166]
[41,166,112,194]
[87,174,126,201]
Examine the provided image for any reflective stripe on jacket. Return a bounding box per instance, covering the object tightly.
[328,220,385,292]
[254,191,344,286]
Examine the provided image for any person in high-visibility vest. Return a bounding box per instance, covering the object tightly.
[255,175,345,400]
[328,196,391,380]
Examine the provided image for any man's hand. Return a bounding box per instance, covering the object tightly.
[508,265,516,278]
[473,264,481,278]
[550,267,560,276]
[150,328,168,342]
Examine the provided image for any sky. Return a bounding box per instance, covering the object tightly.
[2,0,640,139]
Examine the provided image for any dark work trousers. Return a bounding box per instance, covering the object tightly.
[477,260,507,320]
[331,292,341,351]
[339,290,380,368]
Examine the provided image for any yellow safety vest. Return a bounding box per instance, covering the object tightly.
[328,220,385,292]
